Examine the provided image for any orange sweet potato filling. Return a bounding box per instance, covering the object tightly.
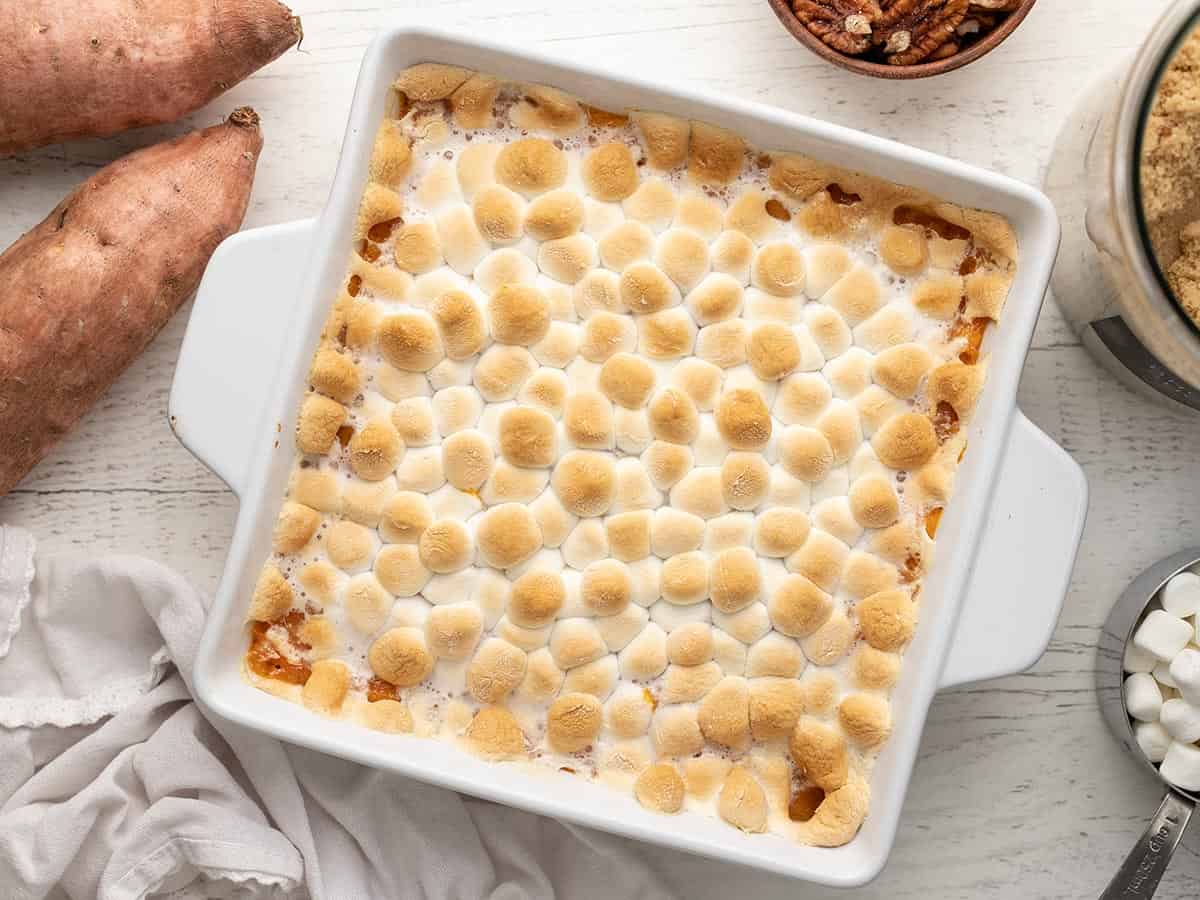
[583,104,628,128]
[826,182,862,206]
[892,205,971,242]
[764,197,791,221]
[367,217,402,242]
[246,610,311,684]
[931,400,959,443]
[949,316,988,365]
[788,784,826,822]
[358,239,381,263]
[367,677,401,703]
[961,319,987,365]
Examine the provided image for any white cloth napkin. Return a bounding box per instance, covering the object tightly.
[0,524,691,900]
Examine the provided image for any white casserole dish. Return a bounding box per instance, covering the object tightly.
[170,27,1087,886]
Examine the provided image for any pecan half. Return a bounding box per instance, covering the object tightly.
[876,0,968,65]
[969,0,1019,10]
[792,0,884,55]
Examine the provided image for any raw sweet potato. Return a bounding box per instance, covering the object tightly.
[0,108,263,495]
[0,1,300,155]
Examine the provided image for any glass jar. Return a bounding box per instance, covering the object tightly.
[1048,0,1200,414]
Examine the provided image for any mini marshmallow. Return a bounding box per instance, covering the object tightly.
[1124,672,1163,723]
[1123,641,1157,674]
[427,484,482,521]
[1154,661,1179,690]
[1162,571,1200,618]
[651,599,712,631]
[1161,697,1200,743]
[423,569,480,607]
[1170,647,1200,705]
[1133,610,1194,661]
[1136,721,1173,764]
[1161,741,1200,791]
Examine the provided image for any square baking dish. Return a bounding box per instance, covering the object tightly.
[171,26,1087,886]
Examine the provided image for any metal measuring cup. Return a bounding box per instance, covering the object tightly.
[1097,547,1200,898]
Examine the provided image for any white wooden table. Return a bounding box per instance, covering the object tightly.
[1,2,1194,896]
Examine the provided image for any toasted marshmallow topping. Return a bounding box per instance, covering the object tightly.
[248,64,1016,849]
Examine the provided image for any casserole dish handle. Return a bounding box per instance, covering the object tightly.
[169,219,315,496]
[937,413,1088,689]
[170,220,1087,690]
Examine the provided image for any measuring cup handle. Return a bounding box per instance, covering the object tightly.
[1099,790,1194,899]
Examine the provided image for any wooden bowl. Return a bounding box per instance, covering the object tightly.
[766,0,1037,78]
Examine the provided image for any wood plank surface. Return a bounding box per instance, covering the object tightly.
[1,1,1195,895]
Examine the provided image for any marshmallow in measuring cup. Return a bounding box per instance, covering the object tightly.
[1161,741,1200,792]
[1160,698,1200,743]
[1124,672,1164,722]
[1161,572,1200,618]
[1153,661,1178,689]
[1133,610,1194,661]
[1169,647,1200,705]
[1136,721,1173,764]
[1123,641,1157,674]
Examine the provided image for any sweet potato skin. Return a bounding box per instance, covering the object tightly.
[0,108,263,495]
[0,1,299,154]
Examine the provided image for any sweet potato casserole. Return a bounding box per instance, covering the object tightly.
[240,62,1016,846]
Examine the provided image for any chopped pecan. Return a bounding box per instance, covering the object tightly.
[970,0,1019,10]
[792,0,883,55]
[930,39,960,59]
[876,0,968,65]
